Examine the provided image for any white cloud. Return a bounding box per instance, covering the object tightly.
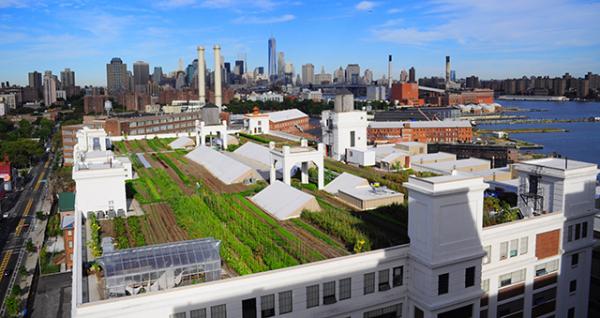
[387,8,401,14]
[355,1,376,11]
[0,0,28,8]
[371,0,600,51]
[232,13,295,24]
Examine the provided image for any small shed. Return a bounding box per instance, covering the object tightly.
[251,181,321,220]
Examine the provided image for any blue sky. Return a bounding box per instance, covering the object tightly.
[1,0,600,86]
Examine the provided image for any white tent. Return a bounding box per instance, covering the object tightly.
[251,181,321,220]
[169,136,195,149]
[185,146,255,184]
[324,172,369,195]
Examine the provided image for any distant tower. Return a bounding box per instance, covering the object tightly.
[197,46,206,105]
[302,63,314,85]
[445,56,451,90]
[106,57,128,94]
[277,52,285,79]
[408,67,416,83]
[400,69,408,83]
[268,37,277,79]
[213,45,222,110]
[387,54,392,89]
[43,70,57,106]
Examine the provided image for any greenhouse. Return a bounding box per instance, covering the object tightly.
[97,238,221,298]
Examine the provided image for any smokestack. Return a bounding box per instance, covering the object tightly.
[197,46,206,105]
[445,55,451,90]
[387,54,392,89]
[213,45,222,110]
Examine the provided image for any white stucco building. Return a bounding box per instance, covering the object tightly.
[72,127,132,218]
[72,158,597,318]
[243,107,270,135]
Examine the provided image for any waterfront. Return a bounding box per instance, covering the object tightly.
[478,100,600,165]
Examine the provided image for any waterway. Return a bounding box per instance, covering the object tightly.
[478,100,600,165]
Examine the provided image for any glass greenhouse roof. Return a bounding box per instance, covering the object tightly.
[98,238,221,279]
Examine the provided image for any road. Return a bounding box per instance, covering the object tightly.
[0,158,51,307]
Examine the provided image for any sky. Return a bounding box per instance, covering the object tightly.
[1,0,600,86]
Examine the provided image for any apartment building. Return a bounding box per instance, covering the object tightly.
[71,157,596,318]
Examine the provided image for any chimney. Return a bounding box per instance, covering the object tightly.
[445,56,451,90]
[213,45,222,110]
[197,46,206,105]
[387,54,392,89]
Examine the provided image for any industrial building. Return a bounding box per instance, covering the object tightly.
[427,143,519,168]
[373,107,461,122]
[267,109,309,133]
[367,120,473,144]
[104,112,201,137]
[71,158,597,318]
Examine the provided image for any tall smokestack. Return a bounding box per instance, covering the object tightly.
[387,54,392,89]
[213,45,222,110]
[197,46,206,105]
[445,55,451,90]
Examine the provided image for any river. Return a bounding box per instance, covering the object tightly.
[477,100,600,165]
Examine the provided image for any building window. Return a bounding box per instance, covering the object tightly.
[378,269,390,291]
[575,223,581,240]
[500,242,508,260]
[568,225,573,242]
[170,313,186,318]
[392,266,404,287]
[571,253,579,267]
[278,290,292,314]
[68,241,73,248]
[339,278,351,300]
[350,131,356,147]
[210,305,226,318]
[414,307,424,318]
[482,279,489,293]
[465,267,475,288]
[569,280,577,293]
[483,246,491,264]
[260,294,275,317]
[306,285,319,308]
[438,273,449,295]
[323,281,336,305]
[519,237,528,255]
[535,259,559,277]
[499,269,526,288]
[582,221,588,238]
[363,304,402,318]
[364,272,375,295]
[568,307,575,318]
[509,239,519,257]
[189,309,206,318]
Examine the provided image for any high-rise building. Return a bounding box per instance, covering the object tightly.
[106,57,129,94]
[277,52,285,79]
[133,61,150,93]
[268,37,277,78]
[315,66,332,84]
[363,69,373,85]
[43,70,57,106]
[450,70,456,82]
[400,69,408,83]
[28,71,42,90]
[234,60,244,76]
[301,63,314,85]
[408,67,416,83]
[334,67,345,83]
[152,67,163,84]
[186,60,198,87]
[466,76,480,89]
[61,68,75,88]
[345,64,360,84]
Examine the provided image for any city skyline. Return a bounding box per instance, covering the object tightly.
[1,0,600,86]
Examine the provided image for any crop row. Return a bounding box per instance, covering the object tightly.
[156,152,190,185]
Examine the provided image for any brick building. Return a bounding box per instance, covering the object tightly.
[267,109,310,133]
[444,89,494,106]
[104,112,201,136]
[427,143,519,168]
[58,192,75,269]
[368,121,472,144]
[114,92,151,112]
[83,95,109,114]
[390,83,424,106]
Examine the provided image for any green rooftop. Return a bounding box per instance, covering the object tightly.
[58,192,75,212]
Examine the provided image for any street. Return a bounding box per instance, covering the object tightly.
[0,159,51,308]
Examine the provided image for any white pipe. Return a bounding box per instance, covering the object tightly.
[213,45,222,110]
[197,46,206,105]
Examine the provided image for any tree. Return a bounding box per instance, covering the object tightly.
[0,139,44,168]
[4,295,19,317]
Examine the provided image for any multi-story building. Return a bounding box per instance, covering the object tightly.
[58,192,75,269]
[72,158,597,318]
[390,83,423,106]
[28,71,42,97]
[62,122,106,166]
[368,120,473,144]
[43,70,57,106]
[366,86,386,101]
[133,61,150,94]
[301,63,314,85]
[315,66,332,85]
[83,95,109,114]
[106,58,129,94]
[345,64,360,84]
[277,52,285,79]
[103,112,202,136]
[409,67,416,83]
[61,68,75,88]
[444,89,494,106]
[268,37,277,79]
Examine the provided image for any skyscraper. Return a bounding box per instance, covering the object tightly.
[133,61,150,93]
[28,71,42,90]
[60,68,75,88]
[234,60,245,76]
[106,58,129,94]
[408,67,416,83]
[301,63,314,85]
[363,69,373,85]
[345,64,360,84]
[43,70,57,106]
[186,60,198,87]
[277,52,285,79]
[268,37,277,78]
[400,69,408,83]
[334,67,345,83]
[152,67,163,84]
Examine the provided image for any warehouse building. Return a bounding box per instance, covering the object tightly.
[368,120,473,144]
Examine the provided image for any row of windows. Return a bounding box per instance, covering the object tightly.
[129,123,194,135]
[130,115,199,127]
[172,266,405,318]
[437,266,475,295]
[567,221,588,242]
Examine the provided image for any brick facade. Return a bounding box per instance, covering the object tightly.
[368,124,473,144]
[535,229,560,259]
